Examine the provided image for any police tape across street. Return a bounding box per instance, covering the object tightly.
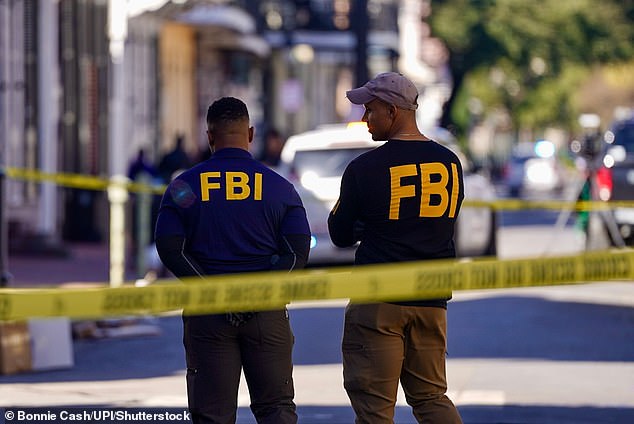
[2,165,633,321]
[4,165,634,210]
[1,248,633,321]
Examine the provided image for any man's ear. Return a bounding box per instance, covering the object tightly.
[389,104,398,118]
[248,126,254,144]
[207,129,215,149]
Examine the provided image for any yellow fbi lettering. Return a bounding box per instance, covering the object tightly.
[200,171,263,201]
[389,162,460,219]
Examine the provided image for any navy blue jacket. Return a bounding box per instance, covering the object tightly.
[155,148,310,275]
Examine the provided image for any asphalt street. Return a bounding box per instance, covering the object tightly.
[1,225,634,423]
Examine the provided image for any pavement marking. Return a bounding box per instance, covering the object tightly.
[396,388,505,407]
[452,281,634,307]
[2,361,633,408]
[451,390,506,406]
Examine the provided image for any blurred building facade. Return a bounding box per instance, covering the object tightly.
[2,0,110,247]
[1,0,446,254]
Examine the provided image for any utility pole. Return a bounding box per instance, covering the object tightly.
[352,0,369,87]
[0,167,9,287]
[38,0,60,246]
[0,0,13,286]
[108,0,129,286]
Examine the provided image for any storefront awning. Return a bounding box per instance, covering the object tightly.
[155,2,271,58]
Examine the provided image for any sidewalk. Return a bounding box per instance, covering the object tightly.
[6,242,137,288]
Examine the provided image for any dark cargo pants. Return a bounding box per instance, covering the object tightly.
[183,310,297,424]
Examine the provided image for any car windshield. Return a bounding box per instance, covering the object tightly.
[511,156,531,165]
[613,125,634,152]
[292,148,375,178]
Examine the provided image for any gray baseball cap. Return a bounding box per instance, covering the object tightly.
[346,72,419,110]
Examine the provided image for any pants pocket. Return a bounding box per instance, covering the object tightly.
[342,342,372,392]
[185,367,199,413]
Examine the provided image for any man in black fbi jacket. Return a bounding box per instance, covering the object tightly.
[328,72,464,424]
[155,97,311,424]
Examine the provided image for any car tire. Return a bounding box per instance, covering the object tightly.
[454,210,498,258]
[484,211,498,257]
[509,186,521,198]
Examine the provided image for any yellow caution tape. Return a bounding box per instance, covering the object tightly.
[3,166,166,195]
[5,166,634,210]
[1,249,632,321]
[464,199,616,211]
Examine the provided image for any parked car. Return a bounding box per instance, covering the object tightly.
[592,114,634,245]
[275,122,498,265]
[503,141,565,198]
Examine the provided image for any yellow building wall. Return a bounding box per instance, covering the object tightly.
[159,23,197,157]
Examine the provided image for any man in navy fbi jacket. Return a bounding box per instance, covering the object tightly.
[155,97,310,424]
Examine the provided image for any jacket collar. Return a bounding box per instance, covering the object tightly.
[212,148,252,159]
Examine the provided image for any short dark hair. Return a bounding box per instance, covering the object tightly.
[206,97,249,127]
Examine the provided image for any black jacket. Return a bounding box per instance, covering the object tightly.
[328,139,464,307]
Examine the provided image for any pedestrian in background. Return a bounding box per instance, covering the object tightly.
[259,127,285,168]
[157,133,192,183]
[154,97,311,424]
[127,148,159,274]
[127,148,157,181]
[328,72,464,423]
